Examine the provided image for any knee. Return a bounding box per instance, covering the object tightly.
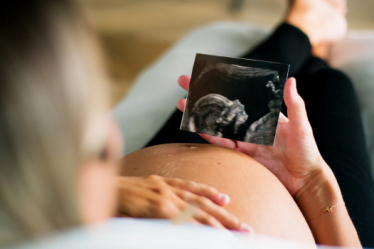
[317,68,355,92]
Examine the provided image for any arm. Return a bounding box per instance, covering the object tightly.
[295,165,360,247]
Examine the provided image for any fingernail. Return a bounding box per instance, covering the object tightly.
[240,223,254,234]
[218,193,230,205]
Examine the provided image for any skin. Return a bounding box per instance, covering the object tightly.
[176,76,361,247]
[78,119,123,225]
[120,143,315,244]
[115,175,251,232]
[77,119,251,232]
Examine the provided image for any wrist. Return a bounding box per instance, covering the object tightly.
[294,162,361,247]
[294,161,344,220]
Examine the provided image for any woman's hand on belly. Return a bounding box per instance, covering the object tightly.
[178,76,325,197]
[116,175,253,233]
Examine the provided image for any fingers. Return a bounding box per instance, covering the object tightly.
[174,189,253,233]
[192,209,226,229]
[200,134,259,158]
[176,75,190,112]
[278,113,289,123]
[171,204,224,229]
[178,75,191,91]
[118,175,253,233]
[165,178,230,206]
[199,133,238,150]
[177,98,186,112]
[283,78,312,133]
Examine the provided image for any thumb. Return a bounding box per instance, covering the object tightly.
[283,78,311,132]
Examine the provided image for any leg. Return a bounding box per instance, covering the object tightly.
[242,23,311,77]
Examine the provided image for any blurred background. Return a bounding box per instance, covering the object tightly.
[78,0,374,106]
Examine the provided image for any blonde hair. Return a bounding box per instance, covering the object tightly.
[0,0,110,245]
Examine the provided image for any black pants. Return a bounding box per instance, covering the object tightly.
[147,24,374,247]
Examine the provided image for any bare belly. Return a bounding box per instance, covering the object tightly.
[120,143,314,244]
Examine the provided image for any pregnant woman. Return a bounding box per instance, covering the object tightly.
[0,0,370,248]
[122,0,373,247]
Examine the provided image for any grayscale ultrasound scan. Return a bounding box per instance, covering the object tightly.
[180,53,290,146]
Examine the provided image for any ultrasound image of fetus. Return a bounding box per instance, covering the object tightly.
[244,74,283,146]
[180,54,289,146]
[188,94,248,138]
[186,73,283,145]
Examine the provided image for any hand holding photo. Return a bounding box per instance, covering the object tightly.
[180,54,290,146]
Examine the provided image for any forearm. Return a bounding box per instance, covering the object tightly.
[295,163,361,247]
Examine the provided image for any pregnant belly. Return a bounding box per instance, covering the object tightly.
[120,143,314,244]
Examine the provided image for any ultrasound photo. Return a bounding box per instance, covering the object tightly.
[180,54,290,146]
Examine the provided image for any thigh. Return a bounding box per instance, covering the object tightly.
[121,143,315,244]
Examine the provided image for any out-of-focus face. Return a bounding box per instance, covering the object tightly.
[78,118,123,225]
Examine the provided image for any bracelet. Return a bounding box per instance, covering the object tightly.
[308,201,345,222]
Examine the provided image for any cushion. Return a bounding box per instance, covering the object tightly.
[17,218,322,249]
